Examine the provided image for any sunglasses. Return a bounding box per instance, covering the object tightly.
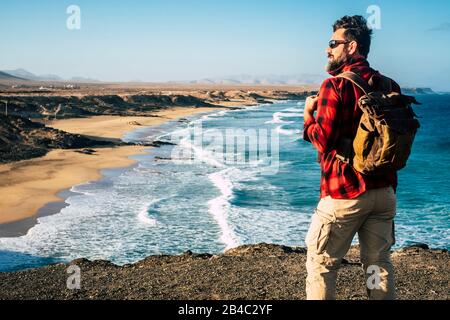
[329,40,350,49]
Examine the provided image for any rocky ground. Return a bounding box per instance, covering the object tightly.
[0,114,117,163]
[0,90,314,120]
[0,94,215,119]
[0,244,447,300]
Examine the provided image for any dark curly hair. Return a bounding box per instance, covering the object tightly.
[333,15,373,58]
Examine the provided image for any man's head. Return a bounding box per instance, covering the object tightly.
[326,15,373,73]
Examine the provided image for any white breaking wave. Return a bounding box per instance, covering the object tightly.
[191,109,231,124]
[278,112,303,118]
[276,125,301,136]
[161,127,190,141]
[282,107,304,115]
[208,169,240,250]
[265,112,295,124]
[71,182,97,196]
[137,201,158,226]
[210,170,234,198]
[201,110,227,120]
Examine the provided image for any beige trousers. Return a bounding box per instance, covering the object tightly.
[305,187,396,300]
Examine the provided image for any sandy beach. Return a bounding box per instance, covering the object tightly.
[0,107,217,230]
[45,107,217,140]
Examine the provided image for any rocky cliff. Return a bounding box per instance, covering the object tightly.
[0,244,447,300]
[0,94,214,120]
[0,115,116,163]
[0,91,314,120]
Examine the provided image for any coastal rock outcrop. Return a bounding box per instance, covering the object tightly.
[0,244,447,300]
[0,94,216,120]
[0,90,316,120]
[0,115,115,163]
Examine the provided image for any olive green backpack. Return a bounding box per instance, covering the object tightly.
[335,71,421,175]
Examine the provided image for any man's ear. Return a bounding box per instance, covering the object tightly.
[347,41,358,55]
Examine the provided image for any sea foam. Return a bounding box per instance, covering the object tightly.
[137,203,158,226]
[207,169,240,250]
[276,125,301,136]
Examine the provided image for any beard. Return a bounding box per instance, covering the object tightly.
[326,52,349,73]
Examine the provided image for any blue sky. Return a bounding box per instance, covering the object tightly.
[1,0,449,90]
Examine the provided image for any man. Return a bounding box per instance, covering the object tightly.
[303,15,400,300]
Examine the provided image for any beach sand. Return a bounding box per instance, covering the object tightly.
[0,107,218,230]
[45,107,217,139]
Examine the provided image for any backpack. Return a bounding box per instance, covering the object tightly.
[335,71,421,175]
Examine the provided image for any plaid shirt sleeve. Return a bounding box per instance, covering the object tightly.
[303,78,340,154]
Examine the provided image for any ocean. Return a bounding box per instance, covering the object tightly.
[1,95,449,272]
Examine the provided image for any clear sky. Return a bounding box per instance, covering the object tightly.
[1,0,449,90]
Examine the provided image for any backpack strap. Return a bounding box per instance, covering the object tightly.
[334,71,373,165]
[337,71,373,95]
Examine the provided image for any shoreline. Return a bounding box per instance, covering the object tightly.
[0,189,79,238]
[0,107,221,236]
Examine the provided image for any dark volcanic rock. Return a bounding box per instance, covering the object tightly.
[148,140,176,147]
[0,115,115,163]
[74,148,97,155]
[1,94,216,120]
[0,91,315,120]
[0,244,447,300]
[404,243,430,250]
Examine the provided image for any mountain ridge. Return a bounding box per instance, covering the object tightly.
[0,71,27,81]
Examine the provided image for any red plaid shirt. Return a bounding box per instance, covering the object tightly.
[304,58,399,199]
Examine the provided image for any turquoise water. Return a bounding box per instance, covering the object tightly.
[394,94,450,248]
[0,96,449,271]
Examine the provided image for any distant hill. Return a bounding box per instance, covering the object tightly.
[70,76,100,83]
[197,74,325,85]
[2,68,325,85]
[0,71,27,81]
[39,74,64,81]
[3,68,38,80]
[2,68,101,82]
[402,87,436,95]
[174,74,326,86]
[3,68,63,81]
